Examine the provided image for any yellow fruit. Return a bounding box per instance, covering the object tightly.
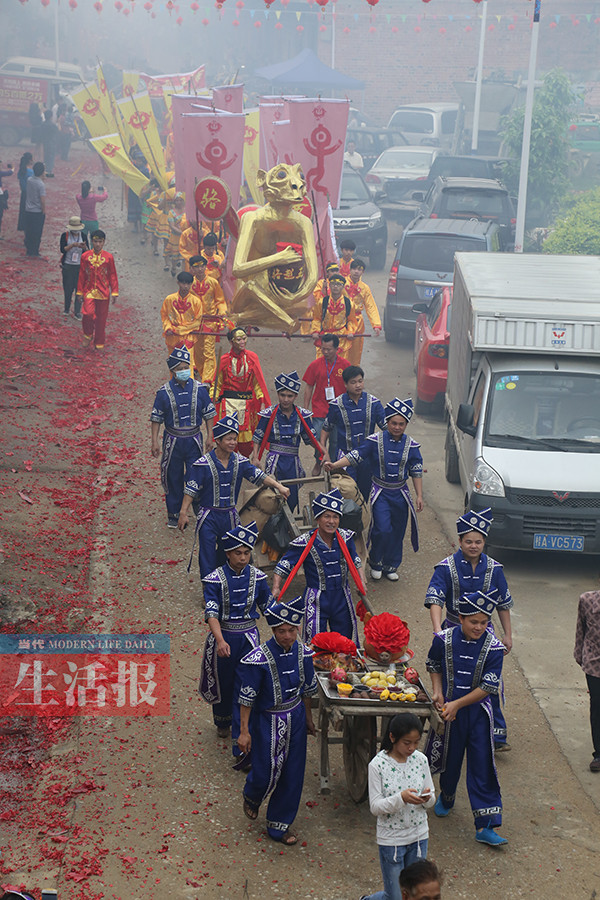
[361,674,370,685]
[377,679,388,687]
[397,692,406,701]
[387,675,396,684]
[406,694,416,702]
[337,683,353,695]
[389,692,398,701]
[379,689,390,701]
[370,671,382,679]
[367,678,378,687]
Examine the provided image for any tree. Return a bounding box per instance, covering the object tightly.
[543,188,600,255]
[500,69,575,224]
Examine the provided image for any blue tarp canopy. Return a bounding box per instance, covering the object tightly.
[255,48,364,91]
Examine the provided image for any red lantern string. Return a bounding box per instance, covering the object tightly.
[202,16,209,24]
[41,0,50,6]
[254,19,261,26]
[275,21,282,29]
[69,0,77,9]
[366,0,379,6]
[115,0,123,9]
[176,14,183,23]
[297,23,304,31]
[343,25,350,33]
[93,1,103,10]
[264,0,276,7]
[233,17,239,24]
[191,1,199,9]
[144,0,152,8]
[315,0,329,7]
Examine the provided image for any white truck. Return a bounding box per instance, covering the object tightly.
[445,252,600,554]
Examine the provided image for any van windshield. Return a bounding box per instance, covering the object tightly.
[486,371,600,449]
[400,234,484,271]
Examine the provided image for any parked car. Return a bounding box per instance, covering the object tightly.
[415,176,516,250]
[383,217,502,341]
[387,103,459,149]
[365,145,441,198]
[345,126,408,173]
[412,286,452,414]
[424,155,509,190]
[332,165,388,269]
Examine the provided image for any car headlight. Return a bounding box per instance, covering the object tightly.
[368,211,382,228]
[472,458,505,497]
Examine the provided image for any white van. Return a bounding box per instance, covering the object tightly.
[387,103,458,150]
[0,57,84,145]
[0,57,84,84]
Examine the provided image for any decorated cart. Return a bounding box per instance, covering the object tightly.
[312,620,443,803]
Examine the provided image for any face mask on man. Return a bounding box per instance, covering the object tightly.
[174,369,191,382]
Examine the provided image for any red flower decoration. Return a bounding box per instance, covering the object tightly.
[312,631,358,656]
[364,613,410,654]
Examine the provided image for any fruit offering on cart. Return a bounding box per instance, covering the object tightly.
[311,632,366,678]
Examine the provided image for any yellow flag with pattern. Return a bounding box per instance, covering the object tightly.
[89,134,150,196]
[116,92,168,190]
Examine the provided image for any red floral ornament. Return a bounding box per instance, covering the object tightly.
[312,632,357,656]
[364,613,411,655]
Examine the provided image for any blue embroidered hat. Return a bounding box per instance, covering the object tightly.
[384,397,413,422]
[167,344,191,369]
[312,488,344,519]
[213,411,239,439]
[458,588,499,617]
[265,595,305,628]
[457,508,493,537]
[222,521,259,552]
[275,370,301,395]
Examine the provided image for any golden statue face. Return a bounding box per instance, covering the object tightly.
[257,163,307,204]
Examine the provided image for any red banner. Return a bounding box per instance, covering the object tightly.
[259,102,286,171]
[180,112,245,224]
[213,83,244,114]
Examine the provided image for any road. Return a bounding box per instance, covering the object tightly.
[0,147,599,899]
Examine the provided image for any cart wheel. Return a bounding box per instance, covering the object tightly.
[343,716,377,803]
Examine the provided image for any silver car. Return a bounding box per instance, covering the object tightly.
[365,146,441,199]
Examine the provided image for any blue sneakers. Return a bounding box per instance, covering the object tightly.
[476,827,508,846]
[434,795,451,817]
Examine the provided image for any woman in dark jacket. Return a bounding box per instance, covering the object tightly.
[17,152,33,234]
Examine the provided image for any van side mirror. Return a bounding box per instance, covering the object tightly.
[412,302,429,314]
[457,403,476,437]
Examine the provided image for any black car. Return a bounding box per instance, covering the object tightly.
[423,155,509,191]
[332,165,388,269]
[415,176,516,250]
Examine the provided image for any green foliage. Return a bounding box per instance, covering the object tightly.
[543,188,600,254]
[501,69,575,221]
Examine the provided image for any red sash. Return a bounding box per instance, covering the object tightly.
[336,530,366,597]
[257,405,325,462]
[277,529,318,602]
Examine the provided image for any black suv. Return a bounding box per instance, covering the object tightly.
[383,217,502,340]
[416,176,516,249]
[332,165,388,269]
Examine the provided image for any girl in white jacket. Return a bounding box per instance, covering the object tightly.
[359,713,436,900]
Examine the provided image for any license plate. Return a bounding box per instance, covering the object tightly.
[533,533,585,551]
[422,286,439,298]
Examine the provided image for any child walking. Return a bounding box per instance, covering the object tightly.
[359,713,436,900]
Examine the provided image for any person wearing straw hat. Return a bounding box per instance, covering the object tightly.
[271,488,365,645]
[199,521,272,748]
[59,215,89,318]
[251,370,320,511]
[426,589,507,847]
[178,411,289,578]
[326,398,423,582]
[150,344,216,529]
[424,508,514,751]
[238,594,317,846]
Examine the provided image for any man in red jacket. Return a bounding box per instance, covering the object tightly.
[76,229,119,350]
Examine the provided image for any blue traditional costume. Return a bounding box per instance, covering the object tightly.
[425,508,512,746]
[199,522,272,754]
[151,345,216,527]
[239,596,317,842]
[323,388,385,500]
[346,398,422,578]
[252,371,319,511]
[426,590,507,846]
[184,412,266,577]
[273,489,362,644]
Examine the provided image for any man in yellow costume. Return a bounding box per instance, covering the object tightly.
[160,271,203,375]
[344,258,381,365]
[311,272,354,359]
[189,254,229,384]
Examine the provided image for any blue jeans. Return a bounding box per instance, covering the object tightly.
[364,840,428,900]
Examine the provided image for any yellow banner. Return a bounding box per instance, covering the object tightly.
[89,134,150,197]
[70,83,114,139]
[95,63,114,125]
[122,71,141,99]
[243,109,261,205]
[116,92,168,190]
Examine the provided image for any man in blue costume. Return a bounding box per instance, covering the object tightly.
[321,364,385,500]
[426,589,507,847]
[271,488,365,645]
[178,412,290,578]
[151,345,216,528]
[326,397,423,582]
[237,594,317,846]
[251,370,321,512]
[424,508,514,751]
[199,521,272,749]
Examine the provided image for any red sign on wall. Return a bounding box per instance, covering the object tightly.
[0,76,48,113]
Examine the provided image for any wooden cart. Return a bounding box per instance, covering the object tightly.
[316,672,443,803]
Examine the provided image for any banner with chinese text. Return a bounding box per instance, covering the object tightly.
[180,112,245,226]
